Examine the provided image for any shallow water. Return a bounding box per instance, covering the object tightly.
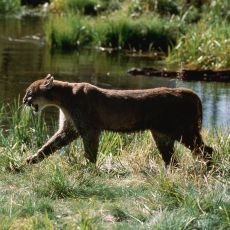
[0,16,229,129]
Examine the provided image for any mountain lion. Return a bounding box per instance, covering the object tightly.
[23,74,213,166]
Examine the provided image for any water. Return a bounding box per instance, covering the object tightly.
[0,17,229,129]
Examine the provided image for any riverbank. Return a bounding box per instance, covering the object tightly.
[128,68,230,82]
[0,101,229,228]
[47,0,229,70]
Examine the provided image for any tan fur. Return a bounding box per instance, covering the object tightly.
[23,74,213,166]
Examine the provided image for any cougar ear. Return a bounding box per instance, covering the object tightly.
[40,74,54,90]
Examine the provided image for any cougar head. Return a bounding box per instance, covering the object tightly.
[23,74,54,113]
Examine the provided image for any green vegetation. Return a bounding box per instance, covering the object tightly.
[166,0,230,69]
[0,101,229,228]
[49,15,94,50]
[1,0,229,69]
[96,16,178,52]
[46,0,230,69]
[0,0,20,14]
[167,20,230,70]
[49,14,179,52]
[48,0,183,52]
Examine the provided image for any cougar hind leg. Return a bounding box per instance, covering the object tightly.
[151,131,176,167]
[181,131,213,164]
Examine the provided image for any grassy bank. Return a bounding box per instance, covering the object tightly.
[0,101,229,228]
[47,0,185,51]
[166,1,230,69]
[48,14,179,52]
[47,0,230,70]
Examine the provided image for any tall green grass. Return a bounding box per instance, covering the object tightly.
[0,99,49,171]
[0,101,229,228]
[166,0,230,69]
[167,20,230,69]
[49,15,93,50]
[47,0,230,69]
[48,14,179,52]
[96,16,178,52]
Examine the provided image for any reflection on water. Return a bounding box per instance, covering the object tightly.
[0,17,229,129]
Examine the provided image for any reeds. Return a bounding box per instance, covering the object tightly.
[49,14,179,52]
[49,15,93,50]
[96,16,178,52]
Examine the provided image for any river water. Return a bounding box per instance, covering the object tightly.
[0,16,229,129]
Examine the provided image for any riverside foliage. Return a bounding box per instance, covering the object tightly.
[47,0,229,69]
[0,100,229,228]
[0,0,229,69]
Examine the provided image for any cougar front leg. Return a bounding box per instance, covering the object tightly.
[27,109,79,164]
[81,129,100,163]
[27,129,79,164]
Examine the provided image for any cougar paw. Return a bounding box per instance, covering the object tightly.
[26,153,44,164]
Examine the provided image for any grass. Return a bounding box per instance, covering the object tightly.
[46,0,230,69]
[166,16,230,70]
[47,0,187,52]
[95,16,178,52]
[0,101,229,228]
[49,15,94,50]
[47,13,179,52]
